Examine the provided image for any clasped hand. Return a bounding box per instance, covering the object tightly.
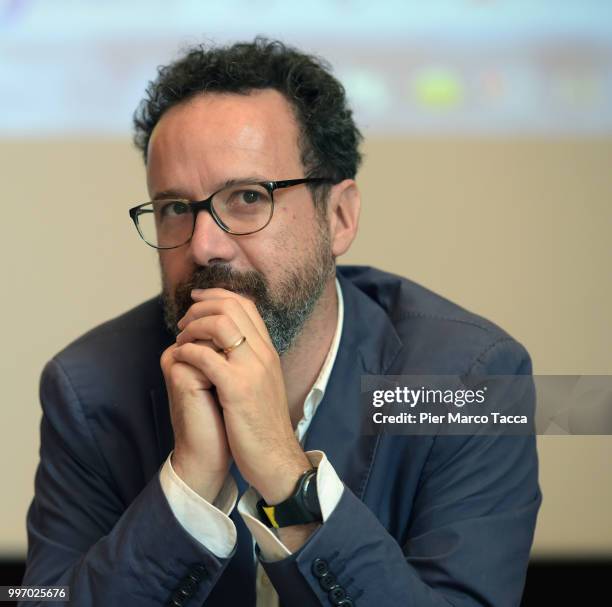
[160,288,311,506]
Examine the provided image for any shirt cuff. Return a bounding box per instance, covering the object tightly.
[159,453,238,558]
[237,450,344,561]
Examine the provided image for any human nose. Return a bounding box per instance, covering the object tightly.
[187,206,237,266]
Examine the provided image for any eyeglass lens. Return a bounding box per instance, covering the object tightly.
[135,183,274,248]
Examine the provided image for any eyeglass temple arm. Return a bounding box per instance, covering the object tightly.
[271,177,334,191]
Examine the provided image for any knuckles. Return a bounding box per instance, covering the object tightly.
[212,314,235,336]
[167,360,186,385]
[260,344,279,367]
[181,342,216,366]
[160,344,176,373]
[219,297,242,317]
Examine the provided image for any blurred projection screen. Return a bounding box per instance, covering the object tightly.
[1,0,611,137]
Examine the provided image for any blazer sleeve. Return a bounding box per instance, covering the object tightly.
[21,357,232,607]
[260,339,542,607]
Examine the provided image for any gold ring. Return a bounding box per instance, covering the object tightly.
[223,335,247,355]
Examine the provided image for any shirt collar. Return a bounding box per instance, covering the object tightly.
[301,277,344,423]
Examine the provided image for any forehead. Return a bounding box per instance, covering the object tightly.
[146,89,303,194]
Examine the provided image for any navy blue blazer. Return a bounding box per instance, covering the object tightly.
[22,266,541,606]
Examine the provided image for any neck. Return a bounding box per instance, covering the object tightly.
[280,277,339,428]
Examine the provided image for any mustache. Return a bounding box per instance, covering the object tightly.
[170,264,271,322]
[176,264,268,296]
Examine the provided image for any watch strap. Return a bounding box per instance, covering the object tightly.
[256,468,321,528]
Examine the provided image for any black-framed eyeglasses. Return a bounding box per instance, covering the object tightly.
[128,177,333,250]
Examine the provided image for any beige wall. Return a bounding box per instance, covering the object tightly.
[1,138,610,558]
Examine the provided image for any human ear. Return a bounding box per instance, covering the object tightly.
[327,179,361,257]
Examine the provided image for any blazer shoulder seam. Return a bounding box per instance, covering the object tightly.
[395,310,500,335]
[466,336,519,376]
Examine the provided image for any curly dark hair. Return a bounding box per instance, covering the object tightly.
[132,37,362,207]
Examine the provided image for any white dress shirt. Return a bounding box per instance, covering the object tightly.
[159,278,345,607]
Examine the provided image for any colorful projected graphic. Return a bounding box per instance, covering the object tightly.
[0,0,611,135]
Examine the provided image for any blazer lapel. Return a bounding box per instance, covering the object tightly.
[148,297,176,467]
[304,270,403,499]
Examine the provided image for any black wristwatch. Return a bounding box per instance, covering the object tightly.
[256,468,322,528]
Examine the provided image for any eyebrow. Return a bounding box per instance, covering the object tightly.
[152,175,271,201]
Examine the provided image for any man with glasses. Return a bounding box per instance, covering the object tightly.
[23,38,541,606]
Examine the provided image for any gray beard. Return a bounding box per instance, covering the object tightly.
[160,230,335,355]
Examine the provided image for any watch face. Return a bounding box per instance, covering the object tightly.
[302,471,321,516]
